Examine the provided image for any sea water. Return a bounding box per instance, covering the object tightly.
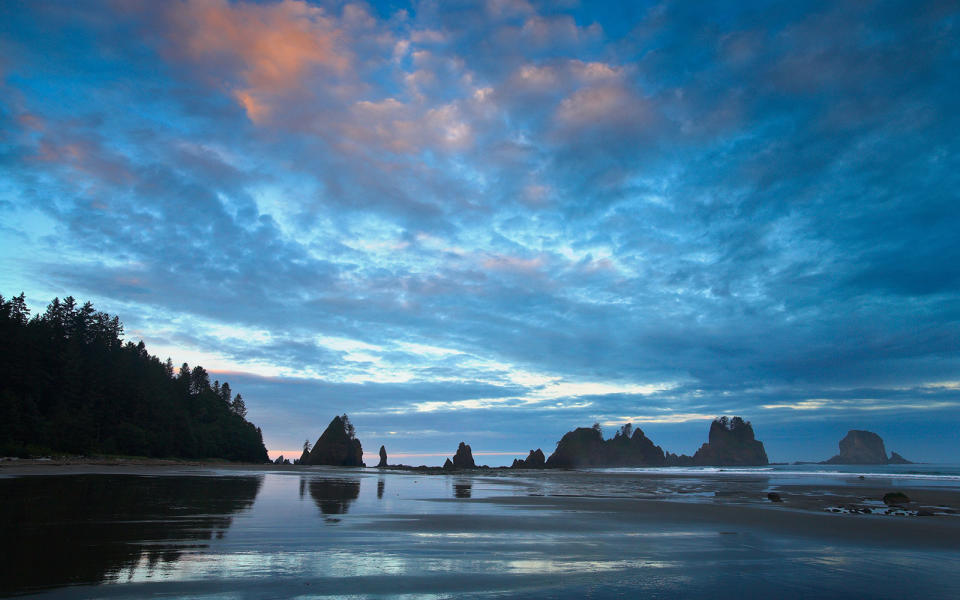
[2,467,959,599]
[594,462,960,487]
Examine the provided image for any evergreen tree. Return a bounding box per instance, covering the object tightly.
[231,393,247,418]
[220,382,232,405]
[189,366,210,396]
[0,292,268,462]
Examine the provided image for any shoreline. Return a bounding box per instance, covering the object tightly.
[4,459,959,518]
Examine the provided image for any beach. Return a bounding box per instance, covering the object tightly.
[2,462,959,598]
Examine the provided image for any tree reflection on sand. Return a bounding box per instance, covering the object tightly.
[0,474,262,596]
[308,477,360,518]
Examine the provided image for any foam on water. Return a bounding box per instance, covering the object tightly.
[592,463,960,483]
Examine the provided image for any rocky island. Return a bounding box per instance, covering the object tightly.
[543,417,768,468]
[545,423,667,468]
[302,415,365,467]
[684,416,769,466]
[293,416,931,473]
[512,448,546,468]
[444,442,476,469]
[824,430,912,465]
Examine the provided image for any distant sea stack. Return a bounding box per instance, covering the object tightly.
[512,449,546,469]
[377,445,388,468]
[450,442,476,469]
[684,416,769,467]
[303,415,365,467]
[824,430,911,465]
[544,418,766,468]
[545,424,666,468]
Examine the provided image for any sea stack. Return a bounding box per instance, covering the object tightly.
[686,416,768,466]
[512,448,546,468]
[451,442,476,468]
[545,426,606,468]
[377,445,388,467]
[544,424,667,468]
[824,430,911,464]
[303,415,365,467]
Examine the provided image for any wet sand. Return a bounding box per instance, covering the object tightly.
[3,463,959,598]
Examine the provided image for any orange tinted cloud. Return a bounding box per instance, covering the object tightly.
[167,0,348,122]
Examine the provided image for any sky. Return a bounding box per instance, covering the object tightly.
[1,0,958,465]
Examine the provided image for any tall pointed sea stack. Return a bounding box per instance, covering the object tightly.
[304,415,365,467]
[377,445,388,467]
[451,442,476,468]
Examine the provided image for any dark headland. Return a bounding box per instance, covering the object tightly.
[0,293,268,463]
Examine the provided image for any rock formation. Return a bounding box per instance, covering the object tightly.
[664,452,694,466]
[442,458,453,469]
[607,427,667,466]
[545,426,605,468]
[545,424,667,468]
[303,415,365,467]
[451,442,476,468]
[512,448,546,468]
[685,417,769,466]
[377,445,388,468]
[883,491,910,505]
[544,418,766,468]
[824,430,911,464]
[888,451,912,465]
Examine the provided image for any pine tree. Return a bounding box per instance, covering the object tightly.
[220,382,232,405]
[231,393,247,418]
[0,291,269,462]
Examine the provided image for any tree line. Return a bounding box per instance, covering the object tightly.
[0,292,268,462]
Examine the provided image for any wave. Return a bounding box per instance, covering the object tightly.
[591,465,960,481]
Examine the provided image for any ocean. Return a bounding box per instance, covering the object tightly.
[2,465,958,598]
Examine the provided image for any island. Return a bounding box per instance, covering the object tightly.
[302,415,365,467]
[823,430,912,465]
[542,417,768,468]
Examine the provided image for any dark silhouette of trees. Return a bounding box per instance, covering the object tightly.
[0,292,268,462]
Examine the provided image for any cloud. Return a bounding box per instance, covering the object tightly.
[1,0,959,463]
[162,0,349,122]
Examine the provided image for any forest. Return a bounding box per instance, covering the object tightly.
[0,292,268,462]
